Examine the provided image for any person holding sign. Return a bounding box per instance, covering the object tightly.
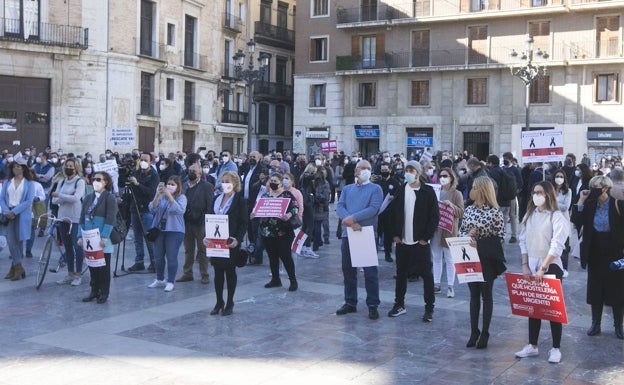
[515,181,569,363]
[147,176,187,292]
[252,172,299,291]
[459,176,505,349]
[204,171,247,316]
[431,167,464,298]
[572,176,624,340]
[77,172,118,304]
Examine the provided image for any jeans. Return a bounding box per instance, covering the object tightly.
[6,218,23,265]
[313,219,323,250]
[59,222,83,273]
[500,202,518,238]
[153,231,184,283]
[25,227,35,253]
[431,230,455,286]
[341,238,380,308]
[395,242,434,312]
[131,211,154,264]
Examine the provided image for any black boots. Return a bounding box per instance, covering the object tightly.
[613,306,624,340]
[466,329,481,348]
[587,321,601,336]
[476,331,489,349]
[588,304,603,336]
[264,278,282,288]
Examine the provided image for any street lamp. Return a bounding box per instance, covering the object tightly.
[509,36,548,131]
[232,39,270,154]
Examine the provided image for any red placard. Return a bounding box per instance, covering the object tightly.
[320,140,337,154]
[505,273,568,324]
[438,202,454,232]
[252,197,290,218]
[205,239,228,249]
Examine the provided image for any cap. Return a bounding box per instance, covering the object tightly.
[124,153,133,158]
[15,158,28,165]
[405,160,422,174]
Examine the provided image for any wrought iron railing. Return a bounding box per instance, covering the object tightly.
[254,21,294,46]
[253,81,294,99]
[0,17,87,48]
[221,109,248,124]
[135,38,166,60]
[223,12,242,32]
[180,50,208,71]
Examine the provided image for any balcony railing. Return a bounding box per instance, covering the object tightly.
[254,21,294,49]
[180,50,208,71]
[336,0,565,24]
[222,63,236,78]
[221,109,248,125]
[253,81,294,100]
[565,40,623,60]
[223,12,242,32]
[135,38,166,60]
[137,97,160,117]
[0,17,88,48]
[183,104,201,121]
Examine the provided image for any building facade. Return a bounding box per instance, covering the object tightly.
[294,0,624,162]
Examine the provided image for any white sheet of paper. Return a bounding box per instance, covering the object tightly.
[346,226,379,267]
[378,193,393,214]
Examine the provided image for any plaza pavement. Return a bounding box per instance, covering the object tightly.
[0,206,623,385]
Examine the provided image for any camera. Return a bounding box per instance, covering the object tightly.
[118,163,135,178]
[610,258,624,271]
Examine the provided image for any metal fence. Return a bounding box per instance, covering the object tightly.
[0,17,87,48]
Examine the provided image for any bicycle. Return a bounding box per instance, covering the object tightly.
[35,214,72,290]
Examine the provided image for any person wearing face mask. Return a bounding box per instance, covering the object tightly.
[552,169,572,277]
[387,161,439,322]
[572,176,624,340]
[51,158,86,286]
[126,153,160,272]
[333,155,346,201]
[157,158,175,183]
[240,151,266,257]
[147,176,187,292]
[515,181,569,363]
[216,150,238,191]
[431,168,464,298]
[33,153,54,191]
[590,163,603,177]
[375,162,401,262]
[310,168,331,253]
[176,164,214,284]
[251,172,299,291]
[342,152,357,185]
[76,172,119,303]
[336,160,383,320]
[0,159,35,281]
[275,152,290,174]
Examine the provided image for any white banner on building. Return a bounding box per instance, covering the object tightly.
[109,127,136,148]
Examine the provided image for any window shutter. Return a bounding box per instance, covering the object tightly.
[593,74,599,101]
[309,85,314,107]
[310,39,315,61]
[460,0,469,13]
[371,83,376,106]
[376,34,385,62]
[614,73,620,102]
[352,35,360,57]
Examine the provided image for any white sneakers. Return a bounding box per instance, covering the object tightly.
[447,286,455,298]
[515,345,561,363]
[71,276,82,286]
[300,247,319,258]
[164,282,174,292]
[562,269,569,278]
[148,280,174,291]
[56,275,73,285]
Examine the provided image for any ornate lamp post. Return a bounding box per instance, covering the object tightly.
[509,36,548,131]
[232,39,270,154]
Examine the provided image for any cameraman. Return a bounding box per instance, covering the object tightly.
[126,153,160,272]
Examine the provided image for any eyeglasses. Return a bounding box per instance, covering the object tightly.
[440,174,450,178]
[93,177,103,182]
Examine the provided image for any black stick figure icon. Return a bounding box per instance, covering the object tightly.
[86,239,93,251]
[214,224,221,237]
[549,137,556,147]
[461,246,470,261]
[529,138,536,148]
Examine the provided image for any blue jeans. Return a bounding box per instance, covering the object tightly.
[313,219,323,250]
[6,218,23,265]
[341,238,380,308]
[25,227,35,253]
[131,211,154,264]
[153,231,184,283]
[59,222,83,273]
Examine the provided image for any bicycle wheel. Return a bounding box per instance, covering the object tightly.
[35,237,53,290]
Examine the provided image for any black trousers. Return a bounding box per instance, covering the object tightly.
[528,264,564,348]
[213,265,237,306]
[395,243,434,312]
[263,235,296,281]
[88,253,111,296]
[468,279,494,334]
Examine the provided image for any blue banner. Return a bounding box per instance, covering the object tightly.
[407,136,433,147]
[354,125,380,138]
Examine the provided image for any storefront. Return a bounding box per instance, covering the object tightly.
[305,127,330,157]
[587,127,623,163]
[354,125,379,158]
[406,127,433,160]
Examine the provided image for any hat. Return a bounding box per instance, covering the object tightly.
[124,153,133,158]
[405,160,422,174]
[440,159,453,169]
[15,157,28,165]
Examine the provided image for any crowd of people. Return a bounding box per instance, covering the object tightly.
[1,145,624,362]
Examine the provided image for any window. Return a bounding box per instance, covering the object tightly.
[310,36,328,62]
[140,72,155,115]
[359,82,376,107]
[258,104,270,134]
[140,0,155,56]
[259,139,269,155]
[362,35,377,68]
[184,15,197,67]
[361,0,377,22]
[411,80,429,106]
[467,78,487,105]
[312,0,328,16]
[184,81,196,120]
[596,16,620,58]
[277,2,288,29]
[276,57,287,84]
[530,76,549,104]
[411,30,430,67]
[166,23,175,46]
[166,78,174,101]
[595,73,619,103]
[529,21,550,57]
[260,0,272,24]
[275,105,286,136]
[468,25,488,64]
[309,84,326,108]
[4,0,40,37]
[224,40,233,77]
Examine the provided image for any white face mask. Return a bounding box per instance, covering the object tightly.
[532,194,546,207]
[282,179,291,189]
[50,158,58,164]
[592,166,599,171]
[554,177,564,186]
[154,157,159,163]
[315,159,322,167]
[140,161,149,170]
[92,181,104,192]
[344,158,349,164]
[159,164,167,171]
[222,182,233,193]
[439,177,450,186]
[35,157,41,164]
[222,156,229,163]
[166,185,177,194]
[384,157,391,163]
[426,168,434,177]
[202,167,210,175]
[358,169,371,182]
[574,170,581,177]
[404,172,417,184]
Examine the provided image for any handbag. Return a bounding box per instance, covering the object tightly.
[234,248,248,268]
[110,213,128,245]
[145,227,161,242]
[0,214,9,226]
[288,214,302,229]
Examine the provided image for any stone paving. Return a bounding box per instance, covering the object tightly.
[1,207,623,385]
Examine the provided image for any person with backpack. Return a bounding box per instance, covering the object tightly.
[502,152,523,243]
[487,155,518,243]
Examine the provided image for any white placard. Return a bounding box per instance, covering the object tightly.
[426,183,441,200]
[521,129,564,164]
[82,228,105,267]
[93,160,119,174]
[346,226,379,267]
[109,127,136,147]
[445,237,484,284]
[205,214,230,258]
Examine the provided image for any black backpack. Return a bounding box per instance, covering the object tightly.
[498,168,518,202]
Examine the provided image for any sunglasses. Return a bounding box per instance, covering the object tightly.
[440,174,450,177]
[93,177,104,182]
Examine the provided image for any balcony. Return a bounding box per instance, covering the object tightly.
[180,50,208,71]
[253,81,294,104]
[183,104,201,121]
[222,63,236,78]
[135,38,166,60]
[137,97,160,117]
[565,39,623,60]
[0,17,88,49]
[254,21,294,50]
[221,109,248,125]
[223,12,242,32]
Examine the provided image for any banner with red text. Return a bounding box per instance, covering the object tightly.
[438,202,454,232]
[445,237,484,284]
[505,273,568,324]
[252,197,290,218]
